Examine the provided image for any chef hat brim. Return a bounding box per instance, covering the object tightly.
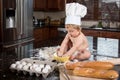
[65,16,81,25]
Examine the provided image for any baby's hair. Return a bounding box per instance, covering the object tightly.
[65,24,81,31]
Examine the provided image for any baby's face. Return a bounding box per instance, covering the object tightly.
[66,27,80,38]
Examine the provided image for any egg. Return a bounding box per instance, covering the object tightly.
[42,67,49,73]
[33,64,39,69]
[21,61,27,65]
[45,65,51,70]
[23,65,29,70]
[34,66,41,72]
[15,61,21,65]
[27,63,32,66]
[39,64,44,69]
[17,64,23,69]
[10,63,16,68]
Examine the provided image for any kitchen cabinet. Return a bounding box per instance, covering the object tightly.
[3,0,16,9]
[82,30,99,37]
[47,0,65,11]
[49,27,58,39]
[33,0,65,11]
[33,0,46,11]
[82,29,120,39]
[33,26,58,48]
[33,27,49,48]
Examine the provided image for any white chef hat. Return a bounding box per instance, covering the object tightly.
[65,3,87,25]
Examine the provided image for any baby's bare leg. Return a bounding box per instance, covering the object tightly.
[75,50,91,60]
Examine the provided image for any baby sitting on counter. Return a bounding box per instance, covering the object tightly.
[57,2,91,61]
[57,24,91,61]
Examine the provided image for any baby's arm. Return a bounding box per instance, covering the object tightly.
[62,45,78,57]
[57,34,69,56]
[62,39,82,57]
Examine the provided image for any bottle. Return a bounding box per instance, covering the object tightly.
[97,21,103,28]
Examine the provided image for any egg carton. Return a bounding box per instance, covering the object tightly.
[10,58,57,78]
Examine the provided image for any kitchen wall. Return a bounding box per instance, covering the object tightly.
[33,11,65,20]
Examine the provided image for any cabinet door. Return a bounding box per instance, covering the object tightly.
[82,29,99,37]
[33,28,43,48]
[43,28,49,40]
[49,27,58,39]
[33,0,46,11]
[47,0,65,11]
[33,28,49,48]
[33,28,43,42]
[4,0,16,9]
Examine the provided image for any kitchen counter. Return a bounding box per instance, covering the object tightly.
[58,27,120,32]
[84,28,120,32]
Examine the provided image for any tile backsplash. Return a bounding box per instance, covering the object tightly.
[81,21,98,28]
[33,11,65,20]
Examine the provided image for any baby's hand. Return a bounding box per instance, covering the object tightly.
[62,53,70,57]
[57,49,63,57]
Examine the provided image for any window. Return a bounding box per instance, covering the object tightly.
[99,0,120,22]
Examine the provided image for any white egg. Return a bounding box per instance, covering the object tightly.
[39,64,44,69]
[33,64,38,68]
[17,64,23,69]
[15,61,21,65]
[35,66,41,72]
[21,61,27,65]
[10,64,16,68]
[42,67,48,73]
[45,65,51,70]
[27,63,32,66]
[23,65,29,70]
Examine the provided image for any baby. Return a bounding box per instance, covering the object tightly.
[57,24,91,61]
